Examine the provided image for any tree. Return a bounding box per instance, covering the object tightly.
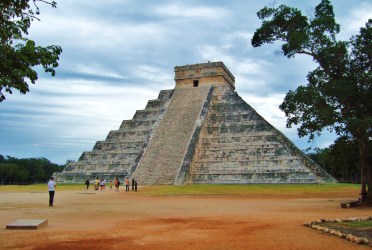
[308,138,361,183]
[252,0,372,201]
[0,163,18,184]
[0,154,5,163]
[0,0,62,102]
[329,137,361,183]
[2,155,64,184]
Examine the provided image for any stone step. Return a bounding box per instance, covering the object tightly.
[192,158,302,167]
[58,89,175,181]
[92,145,142,152]
[198,141,283,149]
[119,120,158,130]
[135,86,213,185]
[93,141,143,151]
[191,167,313,174]
[207,115,263,123]
[106,131,149,141]
[132,110,165,120]
[144,100,169,110]
[191,173,317,184]
[80,152,138,161]
[157,89,174,100]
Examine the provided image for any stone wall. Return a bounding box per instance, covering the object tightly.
[175,62,235,89]
[54,90,174,183]
[187,85,336,184]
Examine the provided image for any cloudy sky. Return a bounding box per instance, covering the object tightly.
[1,0,371,164]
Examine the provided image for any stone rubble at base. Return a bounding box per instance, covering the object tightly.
[303,216,372,246]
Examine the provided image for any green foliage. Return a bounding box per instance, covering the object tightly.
[0,0,62,102]
[334,220,372,229]
[252,0,372,201]
[308,137,361,183]
[0,155,64,184]
[252,0,371,140]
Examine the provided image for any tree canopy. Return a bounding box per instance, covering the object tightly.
[0,0,62,102]
[0,155,64,184]
[252,0,372,201]
[308,137,361,183]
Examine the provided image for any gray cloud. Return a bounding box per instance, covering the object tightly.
[1,0,369,163]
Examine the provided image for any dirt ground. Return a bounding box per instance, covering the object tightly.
[0,187,371,250]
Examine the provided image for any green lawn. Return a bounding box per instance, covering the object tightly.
[139,183,360,196]
[321,220,372,240]
[0,183,360,196]
[0,183,83,192]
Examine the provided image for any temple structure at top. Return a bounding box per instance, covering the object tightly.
[55,62,336,185]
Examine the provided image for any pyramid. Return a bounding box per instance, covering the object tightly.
[55,62,336,185]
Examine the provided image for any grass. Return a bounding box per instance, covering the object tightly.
[321,220,372,240]
[0,183,83,192]
[334,221,372,229]
[137,183,359,196]
[0,183,360,196]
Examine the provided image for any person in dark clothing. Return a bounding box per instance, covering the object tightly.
[131,178,135,191]
[85,178,90,189]
[134,180,138,192]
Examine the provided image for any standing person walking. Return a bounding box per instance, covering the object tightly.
[48,177,56,207]
[125,177,130,192]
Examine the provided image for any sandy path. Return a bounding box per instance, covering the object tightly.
[0,188,370,250]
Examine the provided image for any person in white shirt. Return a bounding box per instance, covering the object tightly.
[48,177,56,207]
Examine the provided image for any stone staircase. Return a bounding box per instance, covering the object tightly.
[134,86,213,185]
[188,86,335,184]
[54,90,174,182]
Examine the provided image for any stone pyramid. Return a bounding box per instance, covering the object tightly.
[55,62,336,185]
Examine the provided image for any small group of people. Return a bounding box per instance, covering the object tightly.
[88,178,107,190]
[84,176,138,192]
[125,176,138,192]
[47,175,139,207]
[115,176,138,192]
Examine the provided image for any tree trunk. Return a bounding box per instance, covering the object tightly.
[366,140,372,202]
[359,137,369,202]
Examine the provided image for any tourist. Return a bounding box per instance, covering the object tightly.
[48,177,56,207]
[94,177,99,190]
[85,178,90,189]
[131,177,135,191]
[109,181,113,190]
[114,178,119,192]
[135,180,138,192]
[100,179,104,190]
[125,177,130,192]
